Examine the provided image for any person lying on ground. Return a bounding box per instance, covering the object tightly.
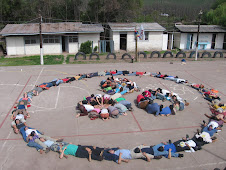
[146,102,163,116]
[204,113,226,124]
[11,114,28,134]
[27,130,64,153]
[152,143,183,159]
[58,144,103,162]
[103,147,155,164]
[159,104,177,117]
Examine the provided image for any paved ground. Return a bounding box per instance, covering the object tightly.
[0,60,226,170]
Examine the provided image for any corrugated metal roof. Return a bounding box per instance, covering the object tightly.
[0,22,104,36]
[175,25,226,33]
[108,22,165,32]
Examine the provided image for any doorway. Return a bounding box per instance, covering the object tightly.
[211,34,216,49]
[120,34,127,50]
[62,36,69,52]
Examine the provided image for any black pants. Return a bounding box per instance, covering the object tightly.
[76,145,103,161]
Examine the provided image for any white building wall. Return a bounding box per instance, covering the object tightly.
[162,34,168,50]
[43,43,61,54]
[25,44,40,55]
[68,43,79,53]
[215,33,224,49]
[6,36,25,55]
[78,33,100,51]
[114,31,164,52]
[113,32,120,52]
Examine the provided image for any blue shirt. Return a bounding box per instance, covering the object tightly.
[114,149,132,163]
[202,126,217,137]
[146,103,160,115]
[160,107,171,115]
[164,144,177,158]
[63,144,78,156]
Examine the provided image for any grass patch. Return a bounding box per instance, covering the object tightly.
[0,55,64,66]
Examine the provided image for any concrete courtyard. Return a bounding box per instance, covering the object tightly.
[0,60,225,170]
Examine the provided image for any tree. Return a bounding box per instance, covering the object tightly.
[204,2,226,27]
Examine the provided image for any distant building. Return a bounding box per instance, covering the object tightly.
[0,22,104,56]
[168,25,226,50]
[107,23,167,52]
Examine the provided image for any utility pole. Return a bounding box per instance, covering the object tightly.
[135,26,138,62]
[195,10,203,61]
[39,10,44,65]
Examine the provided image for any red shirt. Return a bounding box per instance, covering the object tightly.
[137,95,144,103]
[144,91,152,97]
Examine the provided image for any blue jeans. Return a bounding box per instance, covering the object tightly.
[27,141,43,151]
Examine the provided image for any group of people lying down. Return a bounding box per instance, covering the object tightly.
[10,69,226,163]
[136,88,189,116]
[76,76,139,120]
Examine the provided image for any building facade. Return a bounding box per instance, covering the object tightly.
[0,22,103,56]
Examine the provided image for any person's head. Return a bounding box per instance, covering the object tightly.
[208,125,213,131]
[172,95,177,100]
[91,94,94,98]
[148,89,152,93]
[30,131,36,137]
[134,147,141,153]
[157,146,164,152]
[157,88,162,93]
[39,137,46,142]
[199,84,204,88]
[15,119,20,125]
[142,92,146,96]
[108,150,115,154]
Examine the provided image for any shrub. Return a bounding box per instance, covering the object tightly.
[80,41,92,54]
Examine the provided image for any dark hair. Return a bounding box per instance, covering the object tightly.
[157,146,164,152]
[142,92,146,96]
[91,94,94,98]
[30,131,36,136]
[134,148,140,153]
[148,89,152,93]
[172,95,177,98]
[157,88,162,93]
[15,119,19,124]
[82,100,88,104]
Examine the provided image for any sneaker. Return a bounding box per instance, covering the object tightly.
[45,147,51,154]
[154,156,162,159]
[178,154,184,158]
[186,134,189,140]
[56,138,64,142]
[203,120,206,125]
[128,107,133,111]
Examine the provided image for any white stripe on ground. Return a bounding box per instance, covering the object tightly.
[33,67,44,87]
[55,87,60,109]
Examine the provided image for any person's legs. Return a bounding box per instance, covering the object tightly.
[39,134,57,142]
[34,138,48,150]
[179,102,184,111]
[27,141,43,151]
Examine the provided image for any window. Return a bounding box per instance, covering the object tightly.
[69,34,78,43]
[43,35,60,43]
[145,32,149,40]
[24,36,38,44]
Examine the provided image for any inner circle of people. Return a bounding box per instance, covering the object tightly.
[12,69,225,163]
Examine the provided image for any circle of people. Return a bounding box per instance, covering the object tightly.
[11,70,226,163]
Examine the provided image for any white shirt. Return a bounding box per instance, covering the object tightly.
[15,114,24,120]
[208,121,219,129]
[176,79,186,83]
[101,108,108,114]
[25,129,39,137]
[83,104,94,112]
